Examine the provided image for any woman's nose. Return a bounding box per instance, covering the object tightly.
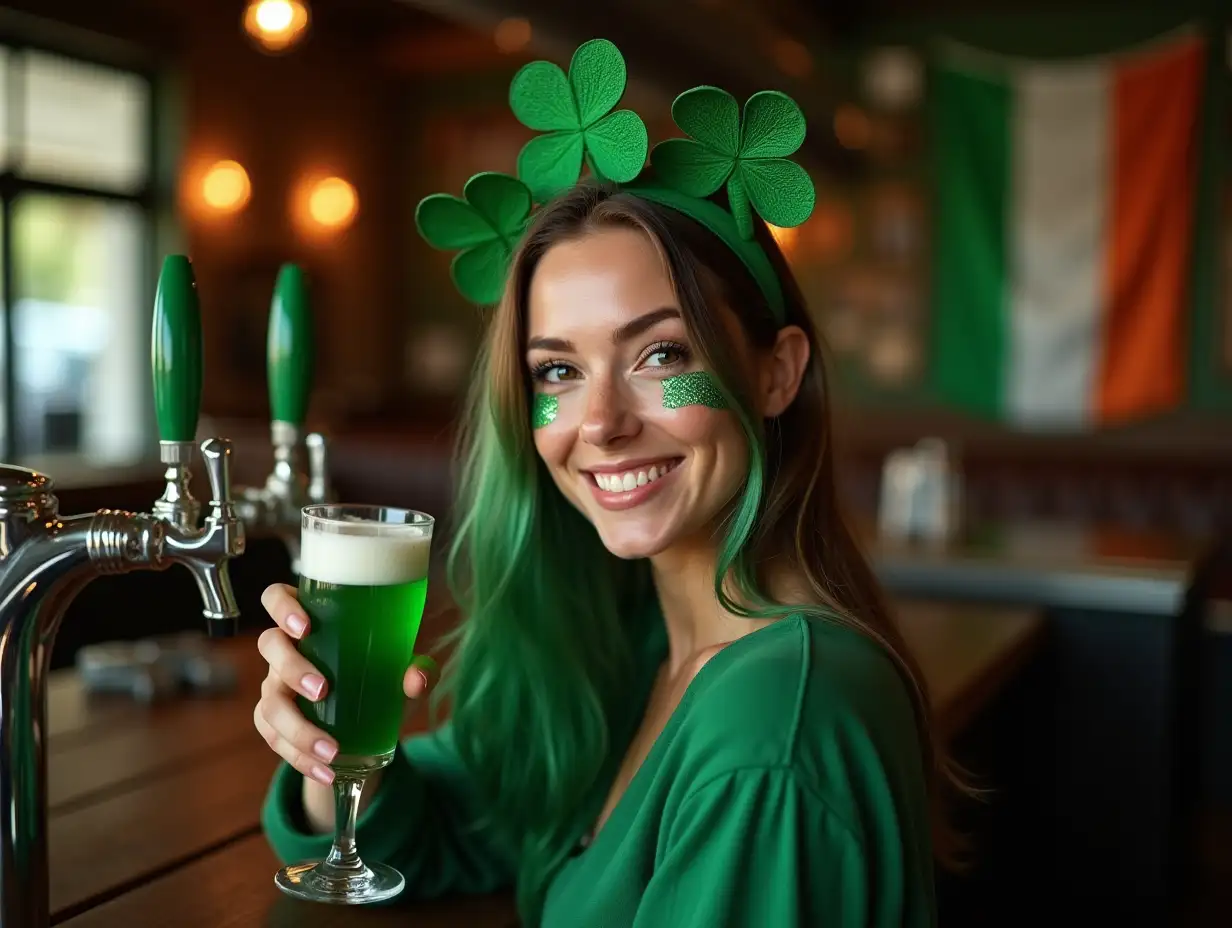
[579,379,640,447]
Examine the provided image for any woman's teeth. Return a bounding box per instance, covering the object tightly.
[592,460,678,493]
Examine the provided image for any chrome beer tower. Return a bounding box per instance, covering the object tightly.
[232,263,331,575]
[0,254,306,927]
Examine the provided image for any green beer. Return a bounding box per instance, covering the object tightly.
[276,505,434,905]
[295,509,432,768]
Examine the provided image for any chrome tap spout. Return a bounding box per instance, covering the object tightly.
[0,435,245,926]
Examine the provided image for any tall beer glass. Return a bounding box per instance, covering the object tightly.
[274,504,433,905]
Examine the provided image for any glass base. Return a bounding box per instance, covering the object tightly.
[275,859,405,905]
[331,749,394,776]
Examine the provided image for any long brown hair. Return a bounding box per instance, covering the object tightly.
[444,183,966,919]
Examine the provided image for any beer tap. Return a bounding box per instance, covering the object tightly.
[0,255,246,927]
[233,263,331,575]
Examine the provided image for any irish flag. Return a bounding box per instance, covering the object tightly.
[931,31,1205,428]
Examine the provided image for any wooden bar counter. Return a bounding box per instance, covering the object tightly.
[52,600,1042,926]
[870,520,1205,616]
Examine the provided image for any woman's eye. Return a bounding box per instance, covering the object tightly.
[538,364,576,383]
[644,346,684,367]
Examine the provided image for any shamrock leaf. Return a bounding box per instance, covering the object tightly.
[415,172,533,306]
[509,38,649,202]
[650,86,815,240]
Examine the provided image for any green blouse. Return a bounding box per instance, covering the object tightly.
[263,613,937,926]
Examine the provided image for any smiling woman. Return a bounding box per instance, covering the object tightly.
[257,38,959,928]
[523,224,775,559]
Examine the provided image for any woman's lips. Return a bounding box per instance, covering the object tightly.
[584,458,682,511]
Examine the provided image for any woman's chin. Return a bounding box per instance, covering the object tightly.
[595,525,676,561]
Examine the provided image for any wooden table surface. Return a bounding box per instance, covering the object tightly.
[51,599,1044,927]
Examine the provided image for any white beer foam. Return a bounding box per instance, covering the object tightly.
[300,529,430,586]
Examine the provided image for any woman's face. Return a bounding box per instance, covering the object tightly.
[525,225,753,560]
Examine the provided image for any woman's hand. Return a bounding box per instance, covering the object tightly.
[252,582,437,789]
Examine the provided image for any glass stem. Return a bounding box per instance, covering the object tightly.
[323,774,367,876]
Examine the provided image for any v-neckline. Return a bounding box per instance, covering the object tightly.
[585,661,675,841]
[574,616,794,855]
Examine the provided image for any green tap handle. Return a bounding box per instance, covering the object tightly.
[267,263,314,427]
[151,255,203,443]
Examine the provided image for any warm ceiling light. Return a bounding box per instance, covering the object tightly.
[773,38,813,79]
[307,176,358,230]
[767,223,799,256]
[810,201,854,263]
[201,160,251,213]
[833,105,872,150]
[494,17,532,54]
[243,0,310,54]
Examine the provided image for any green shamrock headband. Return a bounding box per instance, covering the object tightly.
[414,38,815,322]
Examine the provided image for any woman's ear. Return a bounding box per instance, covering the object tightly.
[759,325,811,418]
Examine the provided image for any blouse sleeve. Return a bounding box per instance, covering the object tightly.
[633,767,925,928]
[261,722,517,900]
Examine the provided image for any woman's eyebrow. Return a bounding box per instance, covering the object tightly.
[526,307,681,354]
[611,307,680,344]
[526,335,573,352]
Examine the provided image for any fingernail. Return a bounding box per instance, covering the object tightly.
[311,764,334,785]
[286,614,307,638]
[413,668,430,692]
[313,740,337,762]
[301,674,325,700]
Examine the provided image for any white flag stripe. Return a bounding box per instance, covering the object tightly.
[1006,63,1109,427]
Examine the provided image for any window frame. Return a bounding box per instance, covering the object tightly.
[0,32,159,462]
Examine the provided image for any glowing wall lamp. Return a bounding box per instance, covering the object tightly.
[200,160,251,214]
[243,0,310,54]
[304,176,358,232]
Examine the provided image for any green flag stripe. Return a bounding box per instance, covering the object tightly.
[931,65,1011,418]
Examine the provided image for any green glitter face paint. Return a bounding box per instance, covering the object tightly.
[661,371,727,410]
[532,393,558,429]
